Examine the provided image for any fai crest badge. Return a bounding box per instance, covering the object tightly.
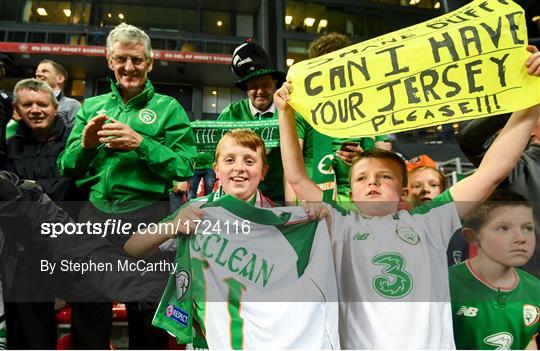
[175,269,190,301]
[523,304,539,327]
[452,250,463,264]
[396,227,420,245]
[138,109,157,124]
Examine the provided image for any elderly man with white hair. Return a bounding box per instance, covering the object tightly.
[58,23,196,349]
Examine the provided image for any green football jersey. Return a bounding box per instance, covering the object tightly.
[450,260,540,350]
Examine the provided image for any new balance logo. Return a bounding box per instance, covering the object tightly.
[353,233,370,240]
[456,306,478,317]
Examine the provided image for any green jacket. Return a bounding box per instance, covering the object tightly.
[58,79,196,213]
[218,99,306,202]
[194,151,214,170]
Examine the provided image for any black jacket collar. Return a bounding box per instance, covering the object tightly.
[14,116,67,143]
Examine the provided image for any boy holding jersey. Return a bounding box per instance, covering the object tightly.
[273,49,540,348]
[125,129,339,349]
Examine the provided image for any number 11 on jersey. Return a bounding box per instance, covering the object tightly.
[192,258,248,349]
[224,278,247,349]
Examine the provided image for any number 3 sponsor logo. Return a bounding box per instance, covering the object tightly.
[371,252,413,299]
[483,332,513,350]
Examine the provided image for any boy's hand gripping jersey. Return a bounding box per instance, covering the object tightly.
[153,195,339,349]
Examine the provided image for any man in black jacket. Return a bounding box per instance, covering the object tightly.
[3,78,72,349]
[0,170,166,348]
[3,79,152,349]
[6,78,83,209]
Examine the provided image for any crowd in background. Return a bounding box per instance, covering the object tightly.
[0,22,538,350]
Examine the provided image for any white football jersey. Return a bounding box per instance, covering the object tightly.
[153,195,340,349]
[327,190,461,349]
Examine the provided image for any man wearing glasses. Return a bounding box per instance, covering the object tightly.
[58,23,195,349]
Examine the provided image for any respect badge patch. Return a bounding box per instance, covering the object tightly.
[165,304,189,328]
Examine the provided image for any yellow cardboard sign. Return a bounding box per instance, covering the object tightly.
[287,0,540,138]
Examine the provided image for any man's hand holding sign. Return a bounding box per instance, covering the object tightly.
[286,0,540,137]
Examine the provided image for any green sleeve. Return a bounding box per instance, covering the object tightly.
[5,119,19,139]
[57,102,99,178]
[360,137,376,151]
[217,100,251,122]
[217,103,235,121]
[296,114,307,140]
[195,152,214,170]
[135,100,196,181]
[152,236,194,344]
